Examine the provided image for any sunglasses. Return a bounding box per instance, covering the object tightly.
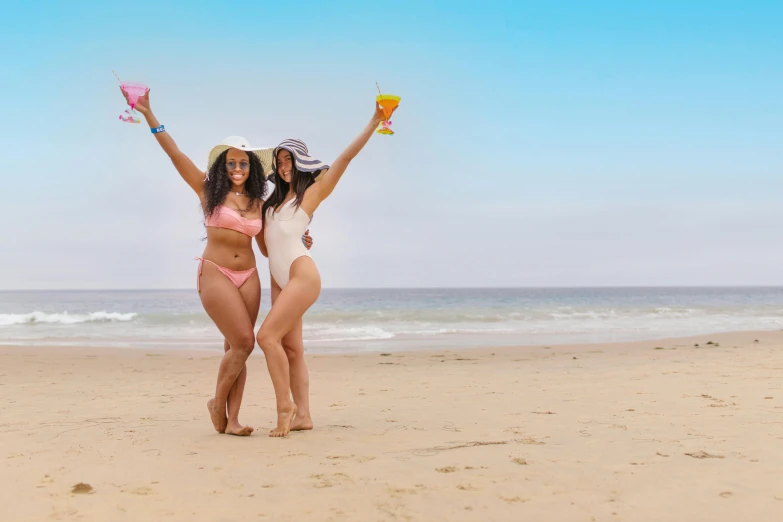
[226,161,250,171]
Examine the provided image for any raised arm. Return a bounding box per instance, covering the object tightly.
[122,87,205,196]
[310,102,394,204]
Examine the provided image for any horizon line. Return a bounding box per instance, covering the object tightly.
[2,285,783,292]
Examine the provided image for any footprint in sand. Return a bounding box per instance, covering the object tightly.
[511,458,528,465]
[500,496,528,503]
[327,455,375,464]
[685,451,724,459]
[516,437,546,445]
[121,486,153,495]
[71,483,93,494]
[389,487,420,497]
[442,422,461,432]
[310,473,352,489]
[436,466,458,473]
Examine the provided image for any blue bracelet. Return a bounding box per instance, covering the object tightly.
[150,125,165,134]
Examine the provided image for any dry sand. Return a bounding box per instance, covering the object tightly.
[1,330,781,521]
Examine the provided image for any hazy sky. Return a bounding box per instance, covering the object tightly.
[1,1,781,289]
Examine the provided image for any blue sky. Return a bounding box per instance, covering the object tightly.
[1,1,781,289]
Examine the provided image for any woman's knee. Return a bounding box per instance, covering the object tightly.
[256,328,280,353]
[282,340,304,362]
[231,331,255,355]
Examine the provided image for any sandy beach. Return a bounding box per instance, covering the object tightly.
[1,330,781,521]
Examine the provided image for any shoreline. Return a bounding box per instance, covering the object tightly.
[0,328,779,357]
[2,329,781,521]
[6,287,783,354]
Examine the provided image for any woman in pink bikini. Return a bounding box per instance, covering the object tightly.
[122,87,311,436]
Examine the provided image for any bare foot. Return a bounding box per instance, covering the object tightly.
[270,403,297,438]
[207,398,227,434]
[225,419,254,437]
[290,413,313,431]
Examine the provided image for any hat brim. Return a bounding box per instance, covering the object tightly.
[207,145,274,178]
[272,145,330,179]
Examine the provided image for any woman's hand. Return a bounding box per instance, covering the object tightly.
[373,99,397,124]
[302,229,313,249]
[120,86,151,115]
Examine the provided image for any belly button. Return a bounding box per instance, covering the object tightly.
[234,254,239,258]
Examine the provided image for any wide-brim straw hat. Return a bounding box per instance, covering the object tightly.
[273,138,330,179]
[206,136,274,176]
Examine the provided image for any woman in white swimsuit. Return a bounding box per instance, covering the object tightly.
[257,101,396,437]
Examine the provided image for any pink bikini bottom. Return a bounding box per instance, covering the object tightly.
[195,257,257,292]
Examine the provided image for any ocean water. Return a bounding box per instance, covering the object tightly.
[1,288,783,353]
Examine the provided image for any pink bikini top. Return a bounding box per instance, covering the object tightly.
[205,205,262,237]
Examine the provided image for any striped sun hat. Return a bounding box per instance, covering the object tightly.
[273,138,330,178]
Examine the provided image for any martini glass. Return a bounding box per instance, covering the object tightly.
[375,94,401,135]
[119,81,149,124]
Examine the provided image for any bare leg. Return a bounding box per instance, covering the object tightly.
[223,273,261,436]
[271,276,312,431]
[222,340,250,435]
[284,319,312,430]
[199,262,258,434]
[257,258,321,437]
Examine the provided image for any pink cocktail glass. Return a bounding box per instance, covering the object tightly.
[118,81,148,124]
[121,81,148,109]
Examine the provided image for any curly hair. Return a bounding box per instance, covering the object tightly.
[203,150,267,217]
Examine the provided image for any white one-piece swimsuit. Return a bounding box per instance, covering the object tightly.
[265,199,312,288]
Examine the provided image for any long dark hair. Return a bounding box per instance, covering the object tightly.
[262,160,321,226]
[203,150,267,217]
